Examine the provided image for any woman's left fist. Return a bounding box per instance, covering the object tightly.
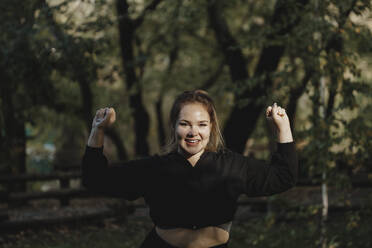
[266,103,290,132]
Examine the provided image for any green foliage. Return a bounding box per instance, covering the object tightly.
[287,0,372,186]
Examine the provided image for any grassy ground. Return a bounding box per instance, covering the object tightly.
[2,211,372,248]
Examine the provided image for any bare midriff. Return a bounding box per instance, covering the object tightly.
[155,225,229,248]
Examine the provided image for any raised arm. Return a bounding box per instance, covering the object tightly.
[227,103,298,197]
[87,107,116,148]
[266,102,293,143]
[81,107,154,200]
[231,141,298,197]
[81,146,155,200]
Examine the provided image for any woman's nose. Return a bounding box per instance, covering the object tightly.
[187,126,198,136]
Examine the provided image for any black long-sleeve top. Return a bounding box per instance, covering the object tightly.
[81,142,298,229]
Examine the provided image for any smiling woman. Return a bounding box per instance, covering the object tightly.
[162,90,225,156]
[82,90,298,248]
[176,103,212,166]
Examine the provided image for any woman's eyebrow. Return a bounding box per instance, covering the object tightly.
[179,119,209,123]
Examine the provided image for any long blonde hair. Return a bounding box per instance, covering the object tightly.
[161,90,225,154]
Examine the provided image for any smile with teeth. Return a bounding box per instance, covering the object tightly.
[185,139,200,145]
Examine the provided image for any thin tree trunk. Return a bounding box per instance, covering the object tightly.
[156,6,180,148]
[105,128,128,161]
[319,77,328,248]
[1,85,26,194]
[78,79,94,131]
[156,96,166,148]
[317,3,354,245]
[116,0,150,156]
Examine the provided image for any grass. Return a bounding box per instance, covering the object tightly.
[2,211,372,248]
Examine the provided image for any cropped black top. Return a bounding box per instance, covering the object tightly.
[81,142,298,231]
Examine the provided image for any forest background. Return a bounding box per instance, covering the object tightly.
[1,0,372,247]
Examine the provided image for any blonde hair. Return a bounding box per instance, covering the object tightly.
[161,90,225,154]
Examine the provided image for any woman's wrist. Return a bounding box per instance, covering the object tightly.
[87,127,105,148]
[276,127,293,143]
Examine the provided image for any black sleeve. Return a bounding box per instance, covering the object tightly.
[231,142,298,197]
[81,146,155,201]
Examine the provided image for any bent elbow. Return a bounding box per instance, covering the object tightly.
[81,171,100,193]
[286,173,297,189]
[277,175,297,194]
[81,176,94,192]
[81,176,90,189]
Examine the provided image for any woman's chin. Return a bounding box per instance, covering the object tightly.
[179,145,203,157]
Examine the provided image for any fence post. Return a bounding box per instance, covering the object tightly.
[59,178,70,207]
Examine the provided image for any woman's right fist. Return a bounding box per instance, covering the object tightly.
[92,107,116,129]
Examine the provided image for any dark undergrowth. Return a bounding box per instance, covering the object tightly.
[1,211,372,248]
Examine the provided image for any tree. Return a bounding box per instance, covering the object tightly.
[208,0,309,153]
[0,0,57,192]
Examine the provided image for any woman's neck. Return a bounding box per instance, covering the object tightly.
[177,148,204,167]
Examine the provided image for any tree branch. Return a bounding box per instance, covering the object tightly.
[207,0,248,83]
[133,0,164,28]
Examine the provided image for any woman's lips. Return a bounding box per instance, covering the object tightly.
[185,139,200,146]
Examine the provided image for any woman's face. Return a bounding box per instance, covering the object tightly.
[176,103,211,157]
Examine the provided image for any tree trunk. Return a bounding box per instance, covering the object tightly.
[1,85,26,194]
[155,96,166,148]
[116,0,150,156]
[319,77,328,248]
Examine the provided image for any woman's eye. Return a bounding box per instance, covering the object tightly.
[179,123,187,126]
[200,123,208,127]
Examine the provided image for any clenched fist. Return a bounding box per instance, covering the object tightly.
[266,103,293,143]
[92,107,116,130]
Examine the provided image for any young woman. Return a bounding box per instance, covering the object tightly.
[82,90,297,248]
